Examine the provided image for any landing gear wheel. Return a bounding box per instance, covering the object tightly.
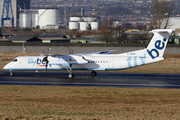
[91,71,97,76]
[10,71,14,76]
[66,65,75,78]
[69,73,74,78]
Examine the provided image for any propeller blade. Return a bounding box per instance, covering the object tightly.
[45,60,49,70]
[42,56,49,70]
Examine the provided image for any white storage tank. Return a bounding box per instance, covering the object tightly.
[91,22,99,30]
[38,9,60,29]
[70,17,82,22]
[32,13,38,28]
[79,22,88,31]
[83,17,97,23]
[19,11,32,28]
[69,22,79,30]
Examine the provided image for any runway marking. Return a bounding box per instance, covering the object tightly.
[34,75,67,77]
[0,81,180,88]
[32,75,180,80]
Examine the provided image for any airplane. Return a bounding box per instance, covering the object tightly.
[3,29,173,78]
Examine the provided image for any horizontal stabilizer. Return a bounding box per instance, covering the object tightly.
[150,29,173,34]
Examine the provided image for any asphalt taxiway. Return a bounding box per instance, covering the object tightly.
[0,71,180,88]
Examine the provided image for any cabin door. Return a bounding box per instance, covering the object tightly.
[22,58,27,69]
[108,58,113,68]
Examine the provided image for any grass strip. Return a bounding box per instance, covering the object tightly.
[0,86,180,119]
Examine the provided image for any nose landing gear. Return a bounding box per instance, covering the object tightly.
[10,71,14,76]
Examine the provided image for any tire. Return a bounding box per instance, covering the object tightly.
[91,71,97,76]
[10,72,14,76]
[69,73,74,78]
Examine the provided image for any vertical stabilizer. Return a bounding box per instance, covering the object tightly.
[146,29,172,59]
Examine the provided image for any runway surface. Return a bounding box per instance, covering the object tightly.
[0,71,180,88]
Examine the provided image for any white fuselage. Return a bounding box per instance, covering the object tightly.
[3,53,164,71]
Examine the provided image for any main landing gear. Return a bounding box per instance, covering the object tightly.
[66,65,74,79]
[66,65,97,78]
[68,73,74,79]
[67,70,97,78]
[91,71,97,77]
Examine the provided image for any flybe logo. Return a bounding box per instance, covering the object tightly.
[147,38,167,59]
[28,58,46,67]
[126,54,146,68]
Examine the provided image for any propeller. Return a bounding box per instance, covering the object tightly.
[42,56,49,70]
[42,48,51,70]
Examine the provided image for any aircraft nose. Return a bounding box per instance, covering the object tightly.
[3,63,10,70]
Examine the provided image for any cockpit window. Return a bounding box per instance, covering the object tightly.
[12,59,17,62]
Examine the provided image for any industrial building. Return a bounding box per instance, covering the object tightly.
[38,9,60,29]
[0,0,98,31]
[19,9,60,29]
[69,16,100,31]
[0,0,30,28]
[160,17,180,31]
[0,35,70,43]
[69,9,100,31]
[0,0,60,29]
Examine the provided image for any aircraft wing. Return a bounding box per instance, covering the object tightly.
[48,50,115,66]
[48,55,88,67]
[50,50,115,59]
